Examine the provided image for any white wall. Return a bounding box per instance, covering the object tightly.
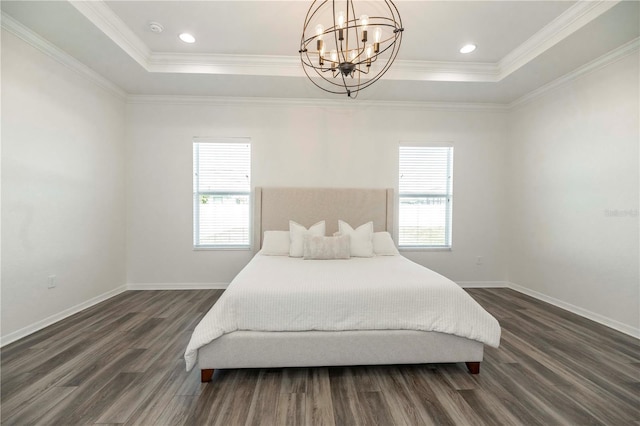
[126,101,508,286]
[1,30,127,341]
[507,53,640,333]
[3,19,637,345]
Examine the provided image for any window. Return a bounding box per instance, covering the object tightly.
[193,139,251,248]
[398,144,453,248]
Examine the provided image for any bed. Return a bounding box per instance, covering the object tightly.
[185,187,501,382]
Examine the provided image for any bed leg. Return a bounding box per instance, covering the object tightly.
[465,362,480,374]
[201,369,214,383]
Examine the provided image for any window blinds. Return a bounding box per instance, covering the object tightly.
[193,140,251,248]
[398,145,453,248]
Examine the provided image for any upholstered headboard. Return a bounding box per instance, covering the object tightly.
[253,187,394,251]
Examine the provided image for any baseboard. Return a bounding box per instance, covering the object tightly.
[127,282,229,290]
[507,282,640,339]
[0,285,127,348]
[456,281,510,288]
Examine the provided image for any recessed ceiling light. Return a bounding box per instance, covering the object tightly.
[460,44,476,54]
[179,33,196,43]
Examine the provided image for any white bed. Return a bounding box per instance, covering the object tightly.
[185,187,501,381]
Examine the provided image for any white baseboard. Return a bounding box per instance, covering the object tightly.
[507,281,640,339]
[456,281,510,288]
[0,285,127,348]
[127,282,229,290]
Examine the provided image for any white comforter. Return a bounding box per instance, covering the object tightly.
[184,254,501,371]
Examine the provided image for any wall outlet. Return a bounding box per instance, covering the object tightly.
[48,275,57,289]
[476,256,483,266]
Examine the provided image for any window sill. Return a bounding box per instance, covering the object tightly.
[193,247,252,251]
[399,247,452,252]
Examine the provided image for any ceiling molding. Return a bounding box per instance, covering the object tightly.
[5,2,634,112]
[70,0,612,84]
[385,60,499,82]
[509,36,639,109]
[498,0,620,79]
[1,11,126,100]
[68,0,151,68]
[146,52,501,82]
[126,94,509,112]
[147,52,303,77]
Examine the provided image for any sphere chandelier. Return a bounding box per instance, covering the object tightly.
[299,0,404,98]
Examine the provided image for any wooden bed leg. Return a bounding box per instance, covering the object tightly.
[201,369,214,383]
[465,362,480,374]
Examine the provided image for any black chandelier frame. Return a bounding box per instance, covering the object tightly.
[299,0,404,98]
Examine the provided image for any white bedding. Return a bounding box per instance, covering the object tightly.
[184,254,501,371]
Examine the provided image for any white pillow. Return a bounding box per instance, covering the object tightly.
[338,220,374,257]
[373,232,399,255]
[289,220,325,257]
[303,235,350,260]
[261,231,290,256]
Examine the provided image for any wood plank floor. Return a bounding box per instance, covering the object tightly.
[1,288,638,425]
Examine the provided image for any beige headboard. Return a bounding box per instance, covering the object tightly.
[253,187,394,251]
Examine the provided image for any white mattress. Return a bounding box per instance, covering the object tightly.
[184,254,501,371]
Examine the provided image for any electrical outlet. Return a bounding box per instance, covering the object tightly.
[48,275,57,289]
[476,256,483,266]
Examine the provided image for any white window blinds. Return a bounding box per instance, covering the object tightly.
[193,140,251,248]
[398,145,453,248]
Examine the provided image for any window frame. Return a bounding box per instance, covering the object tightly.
[397,142,454,251]
[193,137,252,250]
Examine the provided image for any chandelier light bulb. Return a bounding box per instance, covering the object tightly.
[349,50,357,61]
[330,49,338,62]
[365,44,373,58]
[315,24,324,39]
[337,11,345,28]
[360,15,369,29]
[374,27,382,43]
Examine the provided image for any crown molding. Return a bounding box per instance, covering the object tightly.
[1,12,126,100]
[68,0,151,68]
[386,60,499,82]
[498,0,619,79]
[146,52,500,82]
[147,52,304,76]
[126,94,509,112]
[69,0,612,84]
[509,37,640,109]
[3,1,631,108]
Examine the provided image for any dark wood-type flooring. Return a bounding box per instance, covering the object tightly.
[1,288,638,425]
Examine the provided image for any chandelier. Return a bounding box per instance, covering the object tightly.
[299,0,404,98]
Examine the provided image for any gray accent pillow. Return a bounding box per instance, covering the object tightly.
[303,235,351,260]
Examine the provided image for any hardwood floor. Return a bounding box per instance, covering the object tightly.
[1,288,638,425]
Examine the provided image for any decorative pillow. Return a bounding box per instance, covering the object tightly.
[261,231,290,256]
[338,220,374,257]
[303,235,350,260]
[289,220,326,257]
[373,232,400,255]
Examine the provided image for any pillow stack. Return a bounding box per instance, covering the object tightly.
[261,219,399,258]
